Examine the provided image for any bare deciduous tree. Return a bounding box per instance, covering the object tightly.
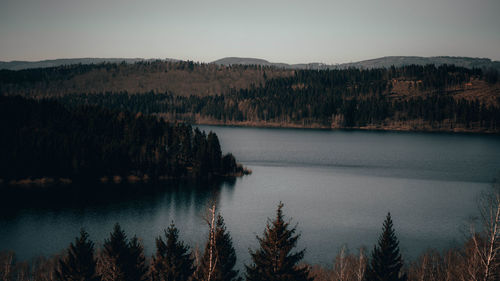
[470,186,500,281]
[206,203,218,281]
[0,251,15,281]
[309,246,366,281]
[355,247,367,281]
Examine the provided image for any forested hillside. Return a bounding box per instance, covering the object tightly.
[0,60,291,97]
[1,61,499,133]
[51,64,500,133]
[213,56,500,70]
[0,95,246,184]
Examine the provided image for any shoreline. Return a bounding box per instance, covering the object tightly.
[0,167,252,188]
[192,119,500,135]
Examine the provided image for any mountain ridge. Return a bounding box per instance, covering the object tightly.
[0,57,178,71]
[212,56,500,70]
[1,56,499,71]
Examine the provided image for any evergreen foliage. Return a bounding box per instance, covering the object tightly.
[365,213,406,281]
[484,68,499,84]
[194,214,241,281]
[0,60,283,98]
[56,229,98,281]
[100,223,148,281]
[246,202,312,281]
[0,95,244,181]
[150,223,195,281]
[52,64,500,132]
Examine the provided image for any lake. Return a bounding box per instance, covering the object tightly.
[1,126,500,268]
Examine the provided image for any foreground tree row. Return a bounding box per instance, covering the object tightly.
[311,189,500,281]
[0,203,311,281]
[1,190,498,281]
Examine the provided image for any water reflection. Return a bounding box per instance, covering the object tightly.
[0,177,236,214]
[0,178,237,260]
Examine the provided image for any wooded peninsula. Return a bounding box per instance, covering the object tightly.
[0,95,248,185]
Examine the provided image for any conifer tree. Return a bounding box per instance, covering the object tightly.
[128,236,148,281]
[365,213,406,281]
[195,214,241,281]
[56,229,98,281]
[151,223,195,281]
[207,132,222,173]
[99,223,148,281]
[99,223,128,281]
[212,214,240,281]
[246,202,312,281]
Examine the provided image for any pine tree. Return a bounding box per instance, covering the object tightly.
[99,223,128,281]
[246,202,312,281]
[207,132,222,173]
[127,236,148,281]
[194,214,241,281]
[365,213,406,281]
[151,223,195,281]
[56,229,98,281]
[99,223,148,281]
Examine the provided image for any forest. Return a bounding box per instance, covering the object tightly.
[0,60,291,97]
[0,95,247,184]
[0,189,498,281]
[1,61,499,133]
[44,63,500,133]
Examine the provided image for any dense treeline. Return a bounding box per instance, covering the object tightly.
[2,61,499,132]
[0,60,234,84]
[1,191,498,281]
[0,60,290,97]
[54,64,500,133]
[0,95,246,183]
[0,63,112,85]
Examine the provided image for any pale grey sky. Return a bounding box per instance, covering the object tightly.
[1,0,499,63]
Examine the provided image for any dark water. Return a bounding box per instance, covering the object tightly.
[1,126,500,268]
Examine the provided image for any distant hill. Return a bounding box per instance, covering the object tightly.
[212,56,500,70]
[0,58,178,71]
[212,57,275,66]
[212,57,327,70]
[339,56,500,70]
[0,60,292,97]
[2,56,499,71]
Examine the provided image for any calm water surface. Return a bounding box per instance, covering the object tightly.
[1,126,500,267]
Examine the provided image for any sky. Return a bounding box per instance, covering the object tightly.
[1,0,499,64]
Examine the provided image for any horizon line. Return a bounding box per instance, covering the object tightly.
[0,55,497,65]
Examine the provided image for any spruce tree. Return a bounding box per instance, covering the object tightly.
[99,223,148,281]
[56,229,98,281]
[127,236,148,281]
[100,223,128,280]
[151,223,195,281]
[245,202,312,281]
[365,213,406,281]
[207,132,222,173]
[194,214,241,281]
